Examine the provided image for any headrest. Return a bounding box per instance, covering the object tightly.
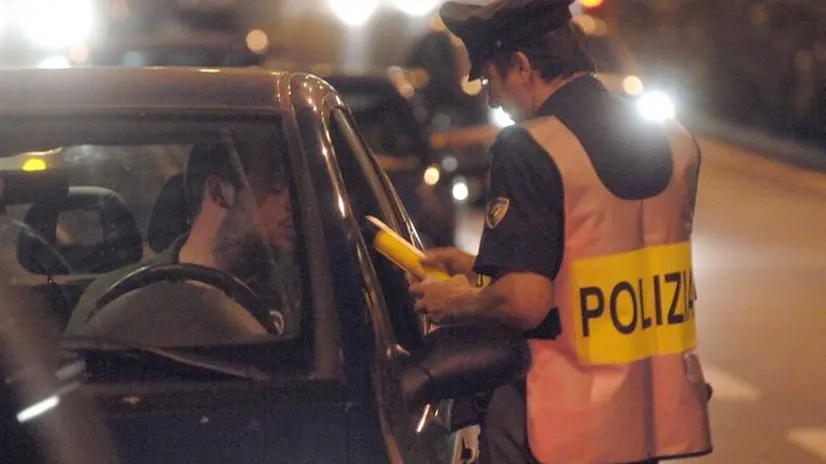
[18,186,143,275]
[147,174,190,254]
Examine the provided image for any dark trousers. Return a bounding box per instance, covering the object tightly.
[477,382,659,464]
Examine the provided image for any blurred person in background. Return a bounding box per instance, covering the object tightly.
[410,0,712,462]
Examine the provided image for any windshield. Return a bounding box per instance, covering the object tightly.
[0,116,306,352]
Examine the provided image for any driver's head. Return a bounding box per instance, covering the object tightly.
[184,129,294,280]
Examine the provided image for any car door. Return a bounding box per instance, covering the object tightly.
[321,107,464,463]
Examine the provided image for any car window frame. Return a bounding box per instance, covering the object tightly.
[328,108,430,342]
[322,101,454,464]
[0,110,346,384]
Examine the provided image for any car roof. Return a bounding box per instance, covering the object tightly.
[0,67,335,115]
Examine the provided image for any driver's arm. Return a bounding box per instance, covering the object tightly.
[64,268,137,337]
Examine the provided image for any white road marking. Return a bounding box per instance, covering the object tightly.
[788,428,826,461]
[701,365,762,402]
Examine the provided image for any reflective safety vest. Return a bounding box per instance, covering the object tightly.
[522,116,712,464]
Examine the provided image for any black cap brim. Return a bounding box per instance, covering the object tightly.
[440,0,576,80]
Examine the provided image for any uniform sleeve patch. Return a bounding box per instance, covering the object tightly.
[485,197,510,229]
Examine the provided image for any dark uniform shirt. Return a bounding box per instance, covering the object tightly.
[472,75,680,337]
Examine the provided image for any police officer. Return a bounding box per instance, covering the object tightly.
[409,1,713,463]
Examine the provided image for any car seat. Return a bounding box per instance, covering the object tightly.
[146,173,190,254]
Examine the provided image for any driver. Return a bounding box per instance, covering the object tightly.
[64,128,297,345]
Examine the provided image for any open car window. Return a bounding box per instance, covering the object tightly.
[336,87,429,171]
[0,116,307,355]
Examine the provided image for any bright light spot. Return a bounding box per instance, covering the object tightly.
[573,14,596,34]
[591,17,609,36]
[337,195,347,218]
[622,75,644,96]
[461,75,483,96]
[37,56,71,69]
[441,156,458,173]
[579,0,604,8]
[490,108,515,128]
[423,165,441,186]
[69,43,89,63]
[428,15,447,32]
[18,0,95,49]
[393,0,440,17]
[17,395,59,423]
[452,181,469,202]
[55,360,86,381]
[22,158,48,172]
[246,29,269,54]
[328,0,378,27]
[637,91,675,122]
[397,81,415,99]
[416,403,431,433]
[574,14,609,36]
[407,69,430,88]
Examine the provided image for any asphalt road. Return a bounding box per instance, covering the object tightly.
[454,135,826,464]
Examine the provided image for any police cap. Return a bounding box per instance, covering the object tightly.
[440,0,576,79]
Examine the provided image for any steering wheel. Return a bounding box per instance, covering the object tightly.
[95,263,268,324]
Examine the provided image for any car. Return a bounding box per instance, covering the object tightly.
[0,67,530,463]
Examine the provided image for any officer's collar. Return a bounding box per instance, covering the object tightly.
[535,73,604,117]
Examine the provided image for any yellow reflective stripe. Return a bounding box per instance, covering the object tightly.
[571,242,697,365]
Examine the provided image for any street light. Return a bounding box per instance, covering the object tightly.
[328,0,379,27]
[392,0,440,17]
[579,0,604,8]
[637,91,676,122]
[490,107,515,128]
[37,56,71,69]
[0,4,6,39]
[17,0,95,49]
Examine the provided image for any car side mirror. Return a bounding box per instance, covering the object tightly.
[398,323,531,409]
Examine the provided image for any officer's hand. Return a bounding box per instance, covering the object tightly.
[410,274,477,323]
[420,248,477,280]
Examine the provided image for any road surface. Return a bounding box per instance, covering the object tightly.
[454,135,826,463]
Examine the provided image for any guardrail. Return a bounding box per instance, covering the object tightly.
[432,116,826,175]
[683,115,826,173]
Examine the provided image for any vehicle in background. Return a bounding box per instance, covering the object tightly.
[264,60,459,246]
[84,32,261,67]
[323,70,459,247]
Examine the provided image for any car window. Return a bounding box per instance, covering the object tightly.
[338,89,427,170]
[327,110,425,350]
[0,116,308,353]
